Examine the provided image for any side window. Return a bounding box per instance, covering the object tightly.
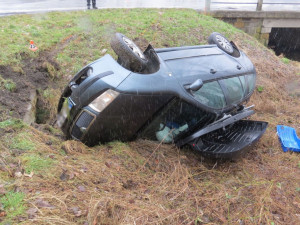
[222,76,244,105]
[192,81,226,109]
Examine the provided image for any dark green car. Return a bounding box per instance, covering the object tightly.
[57,32,268,159]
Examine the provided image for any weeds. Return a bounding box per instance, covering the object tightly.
[257,85,264,92]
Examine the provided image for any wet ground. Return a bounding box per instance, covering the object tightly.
[0,36,74,122]
[0,0,300,16]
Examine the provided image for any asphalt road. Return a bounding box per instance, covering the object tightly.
[0,0,299,16]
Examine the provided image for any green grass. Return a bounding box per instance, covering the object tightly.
[0,75,16,92]
[10,132,36,151]
[257,85,264,93]
[0,191,25,219]
[108,141,129,155]
[3,79,16,92]
[281,57,290,64]
[0,119,24,129]
[21,154,54,174]
[0,9,245,70]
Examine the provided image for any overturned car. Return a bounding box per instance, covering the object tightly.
[57,32,268,159]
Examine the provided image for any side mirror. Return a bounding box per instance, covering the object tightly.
[186,79,203,92]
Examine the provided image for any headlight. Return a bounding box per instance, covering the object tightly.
[88,89,119,113]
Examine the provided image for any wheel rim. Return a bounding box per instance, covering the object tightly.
[122,36,146,60]
[215,34,233,53]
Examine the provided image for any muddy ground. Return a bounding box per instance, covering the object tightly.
[0,35,77,124]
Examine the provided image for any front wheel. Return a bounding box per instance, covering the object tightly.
[110,33,148,72]
[208,32,234,55]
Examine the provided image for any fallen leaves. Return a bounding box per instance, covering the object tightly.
[35,198,55,209]
[59,169,79,181]
[77,185,86,192]
[14,171,34,178]
[69,206,85,217]
[26,207,38,219]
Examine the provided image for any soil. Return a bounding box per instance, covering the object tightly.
[0,35,75,121]
[0,56,55,118]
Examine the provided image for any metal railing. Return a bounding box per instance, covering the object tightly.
[205,0,300,11]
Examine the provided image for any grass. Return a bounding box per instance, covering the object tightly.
[0,118,24,129]
[0,191,25,219]
[21,154,54,174]
[281,57,290,64]
[10,132,36,151]
[257,85,264,93]
[0,75,16,92]
[3,79,16,92]
[0,9,241,69]
[0,8,299,225]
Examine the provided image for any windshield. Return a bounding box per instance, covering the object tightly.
[140,98,216,143]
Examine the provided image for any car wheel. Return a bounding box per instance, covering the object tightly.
[208,32,234,55]
[110,33,148,72]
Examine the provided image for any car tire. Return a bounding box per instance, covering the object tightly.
[110,33,148,72]
[208,32,234,55]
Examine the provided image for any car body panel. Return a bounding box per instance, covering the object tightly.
[80,94,173,145]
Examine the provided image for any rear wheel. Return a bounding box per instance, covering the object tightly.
[110,33,148,72]
[208,32,234,55]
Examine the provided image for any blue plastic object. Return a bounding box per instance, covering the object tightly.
[277,125,300,152]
